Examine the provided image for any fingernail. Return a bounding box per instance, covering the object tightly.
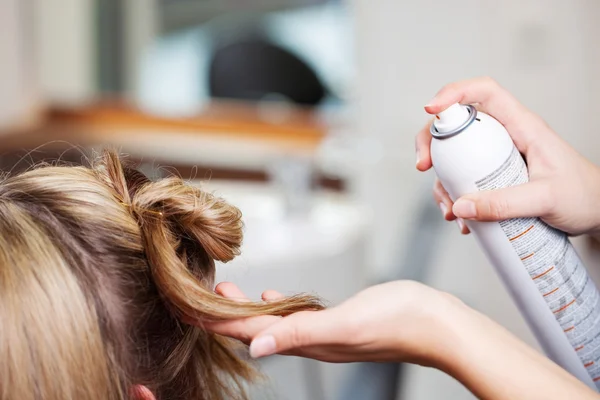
[439,202,448,217]
[453,199,476,219]
[416,151,421,167]
[250,335,276,358]
[456,218,465,232]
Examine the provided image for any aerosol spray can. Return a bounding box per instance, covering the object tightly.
[430,103,600,390]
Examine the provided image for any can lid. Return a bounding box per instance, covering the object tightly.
[430,103,477,139]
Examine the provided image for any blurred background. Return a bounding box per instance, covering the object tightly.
[3,0,600,399]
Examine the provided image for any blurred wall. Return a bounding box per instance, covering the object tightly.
[0,0,96,128]
[0,0,39,131]
[350,2,600,398]
[350,0,600,279]
[123,0,158,98]
[36,0,96,103]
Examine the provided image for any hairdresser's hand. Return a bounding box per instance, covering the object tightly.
[209,282,600,400]
[415,77,600,237]
[207,281,468,368]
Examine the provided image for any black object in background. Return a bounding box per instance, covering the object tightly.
[208,39,327,106]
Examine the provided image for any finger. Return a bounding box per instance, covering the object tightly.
[262,290,285,302]
[416,119,434,171]
[249,310,339,358]
[433,179,456,221]
[424,77,518,122]
[455,218,471,235]
[205,315,282,344]
[184,282,250,326]
[424,77,538,151]
[215,282,250,302]
[452,181,552,222]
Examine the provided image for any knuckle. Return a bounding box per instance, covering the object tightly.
[481,75,495,84]
[488,196,510,220]
[238,321,254,343]
[538,183,557,214]
[287,324,306,348]
[480,76,504,97]
[441,82,459,95]
[481,76,499,88]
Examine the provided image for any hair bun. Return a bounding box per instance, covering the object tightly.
[96,150,242,262]
[131,178,243,263]
[97,150,322,325]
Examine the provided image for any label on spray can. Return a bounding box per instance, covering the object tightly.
[476,146,600,385]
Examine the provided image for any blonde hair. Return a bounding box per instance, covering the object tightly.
[0,150,322,400]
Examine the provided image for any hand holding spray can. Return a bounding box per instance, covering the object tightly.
[430,103,600,390]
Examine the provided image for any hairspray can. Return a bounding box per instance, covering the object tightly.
[430,103,600,390]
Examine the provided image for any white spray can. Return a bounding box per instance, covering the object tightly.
[430,103,600,390]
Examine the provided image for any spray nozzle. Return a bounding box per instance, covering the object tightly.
[433,103,470,133]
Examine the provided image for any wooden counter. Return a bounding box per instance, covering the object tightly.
[0,100,345,190]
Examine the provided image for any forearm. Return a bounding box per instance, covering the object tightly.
[439,305,599,400]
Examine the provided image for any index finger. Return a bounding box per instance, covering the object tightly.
[249,309,344,358]
[205,315,282,344]
[215,282,251,302]
[424,77,540,151]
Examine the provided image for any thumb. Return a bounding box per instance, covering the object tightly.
[248,310,336,358]
[452,181,551,221]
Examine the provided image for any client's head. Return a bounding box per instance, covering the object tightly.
[0,150,321,400]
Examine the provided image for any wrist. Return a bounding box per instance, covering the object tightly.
[430,296,480,372]
[416,292,479,371]
[434,299,522,379]
[431,300,512,397]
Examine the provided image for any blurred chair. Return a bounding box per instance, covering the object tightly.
[208,38,327,106]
